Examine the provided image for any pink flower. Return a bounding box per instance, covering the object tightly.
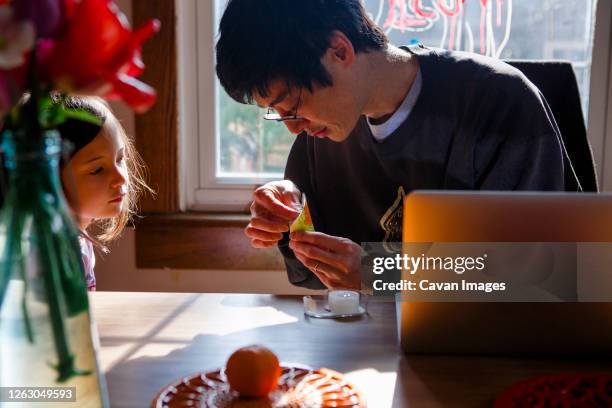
[12,0,66,39]
[0,6,35,69]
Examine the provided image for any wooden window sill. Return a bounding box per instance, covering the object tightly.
[135,213,285,271]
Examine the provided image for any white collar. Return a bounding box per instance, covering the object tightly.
[367,67,422,142]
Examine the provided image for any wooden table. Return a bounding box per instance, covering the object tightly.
[91,292,611,407]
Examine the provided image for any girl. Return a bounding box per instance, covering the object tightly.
[57,96,151,291]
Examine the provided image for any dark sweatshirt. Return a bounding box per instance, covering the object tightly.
[281,45,573,289]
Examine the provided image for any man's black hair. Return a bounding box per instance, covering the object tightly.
[216,0,388,104]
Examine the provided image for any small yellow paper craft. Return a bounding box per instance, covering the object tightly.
[290,199,315,233]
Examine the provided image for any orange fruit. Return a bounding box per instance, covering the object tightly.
[225,345,281,398]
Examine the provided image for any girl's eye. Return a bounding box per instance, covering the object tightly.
[90,167,103,175]
[116,156,125,165]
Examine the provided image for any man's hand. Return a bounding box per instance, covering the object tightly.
[245,180,302,248]
[289,231,362,289]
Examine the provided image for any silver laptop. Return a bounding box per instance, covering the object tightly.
[398,191,612,355]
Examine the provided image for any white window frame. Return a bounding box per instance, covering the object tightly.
[178,0,281,211]
[177,0,612,212]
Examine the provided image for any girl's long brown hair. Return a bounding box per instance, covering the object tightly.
[61,96,154,245]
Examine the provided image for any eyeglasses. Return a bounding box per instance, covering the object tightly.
[263,88,304,122]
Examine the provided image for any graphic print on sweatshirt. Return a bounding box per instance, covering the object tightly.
[379,186,405,253]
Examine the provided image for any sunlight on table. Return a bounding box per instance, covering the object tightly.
[92,294,298,372]
[345,368,397,408]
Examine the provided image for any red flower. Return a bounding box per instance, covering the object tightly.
[42,0,160,113]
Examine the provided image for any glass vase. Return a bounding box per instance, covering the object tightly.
[0,129,109,407]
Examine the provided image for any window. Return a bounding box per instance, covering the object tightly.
[178,0,607,210]
[371,0,597,114]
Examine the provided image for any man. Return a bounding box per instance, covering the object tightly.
[215,0,574,290]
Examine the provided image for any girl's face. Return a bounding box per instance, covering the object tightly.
[61,122,127,229]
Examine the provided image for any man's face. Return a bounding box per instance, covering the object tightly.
[253,77,363,143]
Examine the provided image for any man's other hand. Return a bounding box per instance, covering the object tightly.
[289,231,362,289]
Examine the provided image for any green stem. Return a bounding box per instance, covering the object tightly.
[0,212,35,343]
[59,243,89,316]
[0,206,20,306]
[0,215,16,309]
[17,230,34,343]
[46,183,88,317]
[36,212,78,382]
[20,273,34,343]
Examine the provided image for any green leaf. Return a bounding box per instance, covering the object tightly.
[62,109,102,127]
[38,95,61,129]
[37,94,103,129]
